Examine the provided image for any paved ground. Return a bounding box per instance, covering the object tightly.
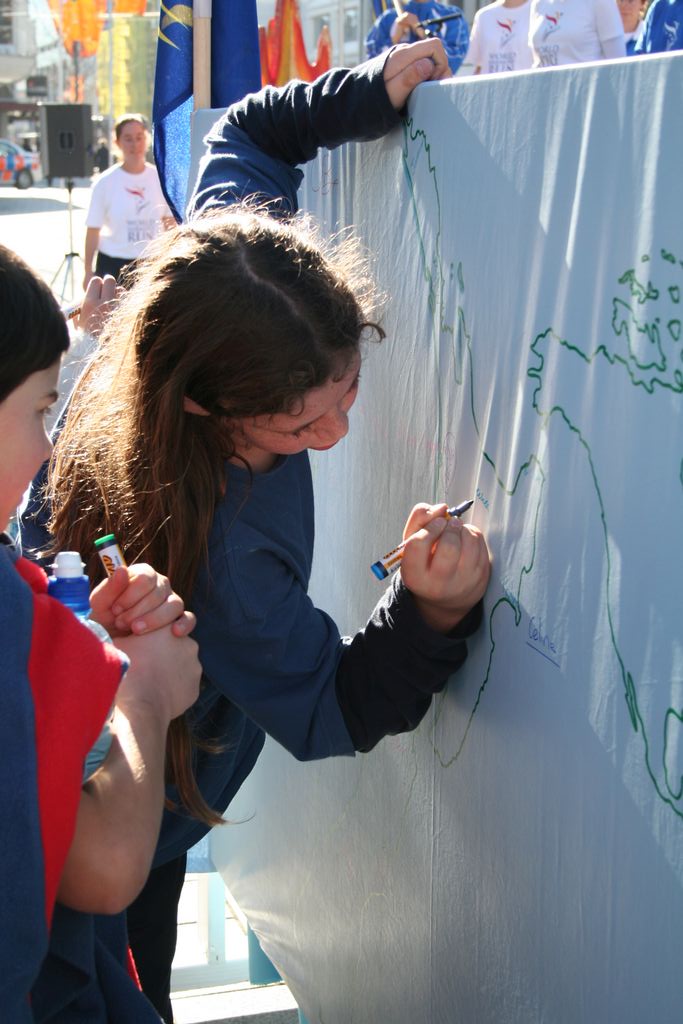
[0,180,92,300]
[172,982,299,1024]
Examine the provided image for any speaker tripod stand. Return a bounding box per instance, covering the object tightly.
[51,178,83,303]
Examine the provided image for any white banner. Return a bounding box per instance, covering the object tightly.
[212,53,683,1023]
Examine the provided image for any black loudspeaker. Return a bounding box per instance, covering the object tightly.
[39,103,93,179]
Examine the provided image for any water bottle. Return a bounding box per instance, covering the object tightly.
[47,551,115,779]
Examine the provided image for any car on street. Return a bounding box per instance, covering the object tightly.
[0,138,42,189]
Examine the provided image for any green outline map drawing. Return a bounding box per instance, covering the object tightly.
[400,117,683,822]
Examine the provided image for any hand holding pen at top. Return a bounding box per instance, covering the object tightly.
[390,10,426,45]
[398,502,491,633]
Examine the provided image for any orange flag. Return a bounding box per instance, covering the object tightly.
[113,0,146,14]
[260,0,331,86]
[44,0,100,57]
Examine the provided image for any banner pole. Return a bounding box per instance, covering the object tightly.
[193,0,212,110]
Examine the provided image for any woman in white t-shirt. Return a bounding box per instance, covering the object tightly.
[83,114,173,289]
[466,0,533,74]
[529,0,626,66]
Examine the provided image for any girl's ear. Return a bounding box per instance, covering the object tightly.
[183,396,211,416]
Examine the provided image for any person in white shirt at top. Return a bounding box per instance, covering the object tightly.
[529,0,626,66]
[466,0,533,73]
[83,113,173,289]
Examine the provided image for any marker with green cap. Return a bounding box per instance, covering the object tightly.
[94,534,127,577]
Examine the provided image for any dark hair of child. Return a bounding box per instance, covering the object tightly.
[0,245,69,403]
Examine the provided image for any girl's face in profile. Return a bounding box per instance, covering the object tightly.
[0,361,59,531]
[230,353,362,473]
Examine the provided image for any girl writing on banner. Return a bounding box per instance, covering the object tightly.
[24,39,491,1022]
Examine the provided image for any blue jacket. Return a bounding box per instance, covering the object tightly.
[0,540,48,1022]
[365,1,469,75]
[634,0,683,52]
[0,538,145,1022]
[31,909,159,1023]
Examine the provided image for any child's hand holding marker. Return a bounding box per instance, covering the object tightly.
[90,535,195,638]
[391,502,491,634]
[61,274,119,336]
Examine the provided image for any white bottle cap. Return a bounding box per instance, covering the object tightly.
[51,551,85,578]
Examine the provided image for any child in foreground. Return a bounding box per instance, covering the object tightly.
[0,244,202,1020]
[23,39,491,1021]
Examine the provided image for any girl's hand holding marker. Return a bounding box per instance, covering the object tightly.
[393,502,491,635]
[371,499,473,579]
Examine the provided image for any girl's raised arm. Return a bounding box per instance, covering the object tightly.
[188,39,448,219]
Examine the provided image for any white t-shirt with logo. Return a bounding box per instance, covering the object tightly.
[529,0,625,66]
[466,0,533,73]
[85,163,171,260]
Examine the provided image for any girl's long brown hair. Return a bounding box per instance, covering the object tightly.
[44,207,384,826]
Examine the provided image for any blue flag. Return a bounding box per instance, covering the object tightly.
[153,0,261,222]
